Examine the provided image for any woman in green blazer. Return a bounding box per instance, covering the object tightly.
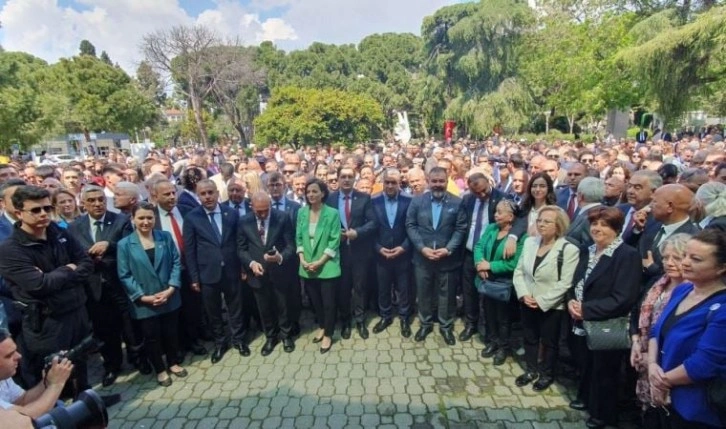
[117,201,187,386]
[474,199,525,366]
[296,178,341,353]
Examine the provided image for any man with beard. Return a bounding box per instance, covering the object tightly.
[406,167,467,345]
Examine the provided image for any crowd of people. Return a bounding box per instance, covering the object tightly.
[0,131,724,429]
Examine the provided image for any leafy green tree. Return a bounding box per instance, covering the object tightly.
[100,50,112,65]
[254,87,384,147]
[0,52,48,149]
[135,60,166,106]
[79,40,96,57]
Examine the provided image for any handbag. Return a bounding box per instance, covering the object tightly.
[476,277,513,302]
[582,316,632,350]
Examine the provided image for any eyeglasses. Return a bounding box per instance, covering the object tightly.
[547,154,559,159]
[581,158,594,164]
[328,179,338,183]
[24,205,54,215]
[283,170,296,174]
[333,158,343,162]
[339,175,354,180]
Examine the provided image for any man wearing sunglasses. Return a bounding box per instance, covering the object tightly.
[0,186,93,392]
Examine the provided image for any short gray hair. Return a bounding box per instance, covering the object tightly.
[696,181,726,218]
[632,170,663,191]
[81,185,104,201]
[577,177,605,204]
[114,181,140,199]
[659,232,692,257]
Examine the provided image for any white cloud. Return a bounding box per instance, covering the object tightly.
[0,0,464,73]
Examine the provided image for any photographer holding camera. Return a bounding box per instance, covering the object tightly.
[0,329,73,418]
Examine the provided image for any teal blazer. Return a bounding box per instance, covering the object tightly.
[473,224,525,280]
[295,205,341,279]
[117,230,181,320]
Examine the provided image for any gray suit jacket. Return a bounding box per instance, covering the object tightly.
[405,192,467,271]
[566,203,601,248]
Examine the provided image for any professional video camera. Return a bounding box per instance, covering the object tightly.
[43,335,102,372]
[33,389,108,429]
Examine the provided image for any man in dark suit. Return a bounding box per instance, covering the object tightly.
[183,179,248,364]
[223,178,251,218]
[566,178,604,248]
[370,168,413,337]
[636,128,648,145]
[237,192,296,355]
[556,163,587,221]
[177,167,204,213]
[150,179,207,357]
[266,172,302,335]
[0,179,25,336]
[459,173,524,343]
[618,170,663,247]
[406,167,467,346]
[326,166,378,340]
[640,184,700,288]
[68,185,140,386]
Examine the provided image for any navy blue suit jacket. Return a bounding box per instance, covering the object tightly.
[371,192,412,264]
[177,190,201,214]
[556,187,577,217]
[617,203,661,247]
[183,204,241,285]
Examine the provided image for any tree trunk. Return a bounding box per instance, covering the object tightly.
[235,123,248,148]
[188,85,209,147]
[568,114,575,135]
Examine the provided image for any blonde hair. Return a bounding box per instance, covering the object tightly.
[243,171,265,194]
[537,205,570,238]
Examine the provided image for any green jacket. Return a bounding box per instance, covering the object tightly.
[473,223,525,280]
[296,205,341,279]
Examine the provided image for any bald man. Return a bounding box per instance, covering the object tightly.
[640,184,700,288]
[237,191,296,355]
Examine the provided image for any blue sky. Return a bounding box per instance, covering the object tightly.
[0,0,469,71]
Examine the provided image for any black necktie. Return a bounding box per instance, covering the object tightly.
[94,220,103,243]
[652,226,666,249]
[208,212,222,243]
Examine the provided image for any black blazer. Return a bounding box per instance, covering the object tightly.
[617,203,660,247]
[183,204,241,285]
[371,192,412,264]
[68,211,133,301]
[639,220,700,288]
[222,199,252,218]
[705,215,726,232]
[461,189,527,240]
[236,209,295,289]
[269,197,301,226]
[572,243,642,321]
[405,192,468,272]
[566,204,601,248]
[326,190,377,256]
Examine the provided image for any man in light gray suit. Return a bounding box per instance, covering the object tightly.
[406,167,467,346]
[566,177,605,248]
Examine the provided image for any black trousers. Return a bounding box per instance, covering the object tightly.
[286,263,302,327]
[520,305,564,376]
[461,250,482,330]
[573,333,626,426]
[415,263,458,330]
[139,310,180,374]
[86,281,138,372]
[376,260,411,320]
[307,278,337,337]
[337,245,370,324]
[19,309,91,393]
[484,295,512,349]
[201,275,246,347]
[251,274,292,340]
[178,268,203,349]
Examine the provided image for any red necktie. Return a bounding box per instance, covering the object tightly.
[567,193,576,220]
[168,212,184,254]
[344,195,351,226]
[258,218,265,243]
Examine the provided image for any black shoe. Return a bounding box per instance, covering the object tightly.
[170,368,188,378]
[414,326,433,342]
[515,372,538,387]
[136,359,152,375]
[157,375,172,387]
[283,338,295,353]
[261,339,279,356]
[459,326,477,342]
[569,399,587,411]
[102,371,119,387]
[372,318,393,334]
[585,417,605,429]
[211,346,228,364]
[312,335,324,344]
[341,325,352,340]
[320,339,332,354]
[440,328,456,346]
[493,349,508,366]
[290,322,301,337]
[533,375,554,391]
[236,343,251,357]
[189,342,208,356]
[356,322,369,340]
[481,344,499,358]
[400,320,412,338]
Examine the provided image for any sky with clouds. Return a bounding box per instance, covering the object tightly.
[0,0,468,72]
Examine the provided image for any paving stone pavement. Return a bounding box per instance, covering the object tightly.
[91,315,593,429]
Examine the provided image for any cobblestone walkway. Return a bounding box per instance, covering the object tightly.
[95,317,589,429]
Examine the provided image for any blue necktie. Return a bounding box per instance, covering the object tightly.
[208,212,222,243]
[432,200,442,229]
[472,200,486,246]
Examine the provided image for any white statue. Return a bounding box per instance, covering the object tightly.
[393,111,412,144]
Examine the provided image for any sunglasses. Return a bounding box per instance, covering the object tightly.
[24,205,54,214]
[328,179,338,183]
[283,170,296,174]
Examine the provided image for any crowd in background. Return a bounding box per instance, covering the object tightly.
[0,129,725,429]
